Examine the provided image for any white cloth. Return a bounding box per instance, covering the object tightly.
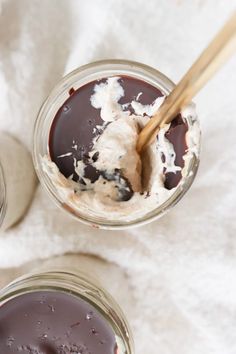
[0,1,236,353]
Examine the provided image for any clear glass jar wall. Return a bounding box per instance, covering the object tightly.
[33,59,200,229]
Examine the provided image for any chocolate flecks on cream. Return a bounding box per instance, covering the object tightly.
[49,76,187,195]
[0,291,117,354]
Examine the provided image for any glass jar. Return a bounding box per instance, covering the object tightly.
[0,161,6,227]
[0,133,37,231]
[0,257,134,354]
[33,59,200,230]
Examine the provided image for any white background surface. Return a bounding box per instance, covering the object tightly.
[0,1,236,353]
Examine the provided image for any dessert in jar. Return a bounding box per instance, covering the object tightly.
[33,60,200,229]
[0,254,134,354]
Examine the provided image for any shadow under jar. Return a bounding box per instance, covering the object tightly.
[0,267,133,354]
[33,60,200,230]
[0,133,37,231]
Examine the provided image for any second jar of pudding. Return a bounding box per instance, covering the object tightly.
[0,254,133,354]
[33,60,200,229]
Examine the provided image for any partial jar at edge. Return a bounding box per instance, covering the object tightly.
[0,254,134,354]
[33,59,200,230]
[0,132,37,231]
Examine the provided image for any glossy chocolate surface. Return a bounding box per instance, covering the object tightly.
[49,76,188,192]
[0,291,117,354]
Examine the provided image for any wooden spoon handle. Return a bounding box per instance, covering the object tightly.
[137,11,236,153]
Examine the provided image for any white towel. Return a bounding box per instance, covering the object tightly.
[0,1,236,353]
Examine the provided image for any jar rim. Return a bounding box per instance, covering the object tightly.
[0,161,7,229]
[33,59,200,230]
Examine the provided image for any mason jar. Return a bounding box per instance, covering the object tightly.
[0,132,37,231]
[0,161,6,228]
[33,59,200,230]
[0,254,134,354]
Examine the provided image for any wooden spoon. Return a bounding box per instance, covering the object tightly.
[137,11,236,153]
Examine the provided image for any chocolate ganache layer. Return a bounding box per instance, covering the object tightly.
[0,291,118,354]
[49,76,188,197]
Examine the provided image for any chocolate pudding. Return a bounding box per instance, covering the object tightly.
[38,64,200,225]
[49,77,187,191]
[0,291,117,354]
